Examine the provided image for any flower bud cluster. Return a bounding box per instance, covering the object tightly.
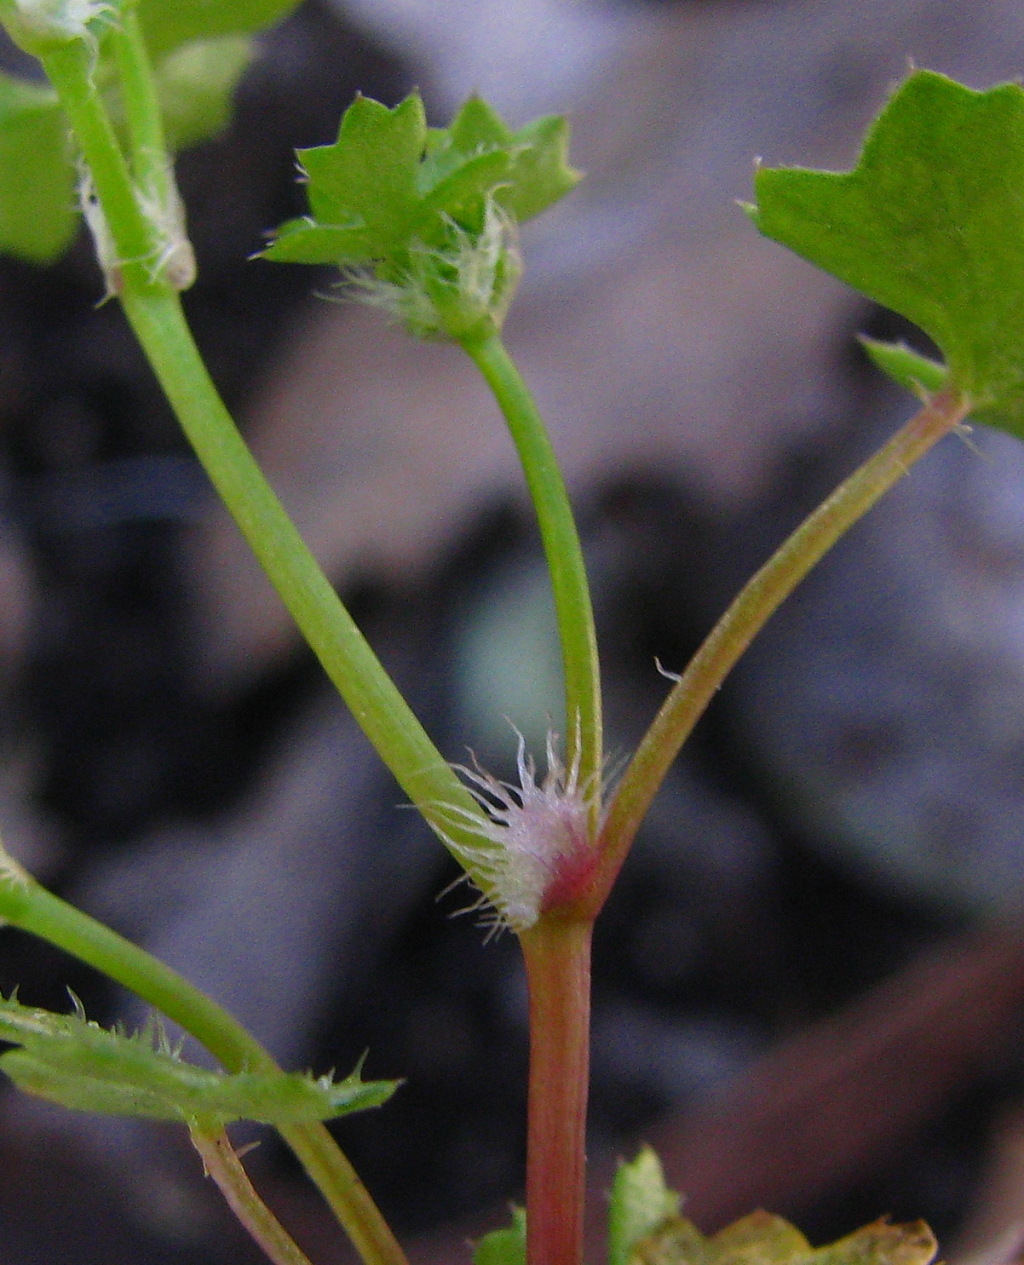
[348,197,522,343]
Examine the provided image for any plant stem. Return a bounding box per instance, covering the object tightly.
[121,286,478,828]
[115,286,473,1264]
[276,1120,400,1265]
[108,0,173,204]
[8,877,273,1070]
[190,1126,317,1265]
[39,41,152,269]
[590,388,971,914]
[37,38,459,1262]
[43,33,472,829]
[0,866,409,1265]
[461,333,602,828]
[519,916,592,1265]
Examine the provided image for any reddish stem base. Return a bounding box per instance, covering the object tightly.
[520,917,593,1265]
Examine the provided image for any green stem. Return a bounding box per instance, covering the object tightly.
[519,917,592,1265]
[589,388,970,916]
[120,286,474,826]
[275,1119,397,1265]
[190,1127,317,1265]
[461,333,602,827]
[108,0,172,199]
[37,39,437,1263]
[36,30,461,1265]
[42,0,482,934]
[0,866,408,1265]
[8,878,272,1070]
[38,41,152,272]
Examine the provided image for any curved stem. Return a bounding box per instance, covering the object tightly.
[44,0,482,915]
[190,1127,317,1265]
[34,29,447,1265]
[10,878,273,1070]
[589,388,970,916]
[461,333,602,829]
[120,286,476,826]
[46,30,460,814]
[0,868,408,1265]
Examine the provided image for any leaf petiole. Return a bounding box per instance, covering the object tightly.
[0,857,410,1265]
[190,1126,318,1265]
[594,387,971,911]
[461,332,603,832]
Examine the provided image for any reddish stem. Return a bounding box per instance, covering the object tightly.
[520,917,593,1265]
[189,1126,315,1265]
[587,387,970,917]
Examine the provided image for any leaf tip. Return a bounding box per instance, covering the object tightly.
[859,335,949,397]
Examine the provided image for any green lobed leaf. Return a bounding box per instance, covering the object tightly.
[0,70,77,261]
[609,1147,682,1265]
[152,35,254,151]
[497,112,580,223]
[858,338,948,397]
[748,69,1024,436]
[267,93,427,266]
[422,95,580,225]
[421,95,512,204]
[262,90,580,268]
[627,1212,937,1265]
[137,0,302,60]
[473,1207,526,1265]
[416,145,512,231]
[0,993,397,1124]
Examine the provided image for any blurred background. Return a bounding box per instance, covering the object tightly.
[3,0,1024,1260]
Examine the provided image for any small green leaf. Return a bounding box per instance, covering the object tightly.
[749,69,1024,436]
[442,94,510,154]
[421,95,580,226]
[0,993,397,1124]
[858,338,949,397]
[268,93,428,267]
[263,218,367,265]
[153,35,254,151]
[706,1214,815,1265]
[137,0,301,60]
[497,113,580,223]
[263,90,580,267]
[416,145,511,230]
[809,1222,938,1265]
[473,1207,526,1265]
[0,70,77,261]
[609,1147,682,1265]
